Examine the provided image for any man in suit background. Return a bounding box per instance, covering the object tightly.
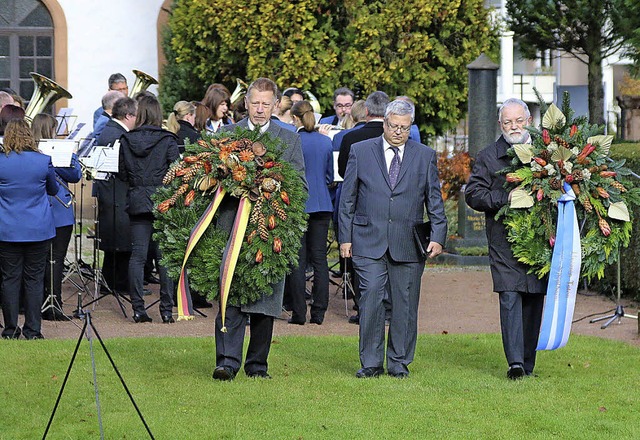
[339,99,447,378]
[319,87,355,127]
[337,91,388,178]
[94,97,138,294]
[93,73,129,128]
[212,78,306,381]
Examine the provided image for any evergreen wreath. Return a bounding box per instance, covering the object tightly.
[498,93,640,281]
[153,127,308,305]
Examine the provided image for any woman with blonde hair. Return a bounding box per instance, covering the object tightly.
[0,119,59,338]
[285,100,334,325]
[166,100,198,152]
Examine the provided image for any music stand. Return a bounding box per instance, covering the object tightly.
[589,255,638,329]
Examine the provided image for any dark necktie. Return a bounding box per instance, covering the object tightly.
[389,146,401,188]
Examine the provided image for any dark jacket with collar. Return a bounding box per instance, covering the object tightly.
[464,135,546,294]
[337,120,384,178]
[176,119,200,152]
[118,125,179,216]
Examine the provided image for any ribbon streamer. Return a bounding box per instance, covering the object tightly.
[537,183,581,350]
[176,186,226,320]
[218,197,252,331]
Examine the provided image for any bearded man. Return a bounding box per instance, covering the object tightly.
[465,98,547,380]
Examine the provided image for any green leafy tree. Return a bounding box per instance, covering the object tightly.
[507,0,640,125]
[161,0,497,136]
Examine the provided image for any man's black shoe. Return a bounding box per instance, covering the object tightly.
[355,367,384,378]
[348,314,359,325]
[212,366,236,381]
[309,316,323,325]
[133,313,152,323]
[192,297,213,308]
[247,370,272,379]
[287,317,305,325]
[161,315,175,324]
[388,371,409,379]
[507,364,525,380]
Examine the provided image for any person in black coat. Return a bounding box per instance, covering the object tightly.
[118,94,180,323]
[465,98,547,380]
[94,97,138,294]
[166,100,199,153]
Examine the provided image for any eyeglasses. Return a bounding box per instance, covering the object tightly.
[335,103,352,110]
[386,121,411,133]
[501,118,526,128]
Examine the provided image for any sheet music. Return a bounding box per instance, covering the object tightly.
[38,139,78,167]
[92,140,120,173]
[332,151,342,182]
[66,122,85,140]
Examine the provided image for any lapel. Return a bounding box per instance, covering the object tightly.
[395,140,417,187]
[371,136,391,188]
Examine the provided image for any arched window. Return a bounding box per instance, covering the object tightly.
[0,0,54,100]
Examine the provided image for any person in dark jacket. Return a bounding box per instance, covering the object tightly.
[465,98,547,380]
[0,119,59,339]
[285,100,334,325]
[118,94,180,323]
[166,100,198,153]
[95,97,138,294]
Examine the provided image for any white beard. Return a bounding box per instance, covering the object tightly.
[502,128,530,145]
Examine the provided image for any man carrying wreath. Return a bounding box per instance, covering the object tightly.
[212,78,307,381]
[465,98,546,380]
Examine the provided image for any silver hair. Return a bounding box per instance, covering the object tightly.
[384,99,415,123]
[498,98,530,121]
[102,90,125,110]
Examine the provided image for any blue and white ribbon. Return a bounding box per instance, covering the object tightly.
[537,183,581,350]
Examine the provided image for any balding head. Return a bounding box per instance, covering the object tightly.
[0,91,14,111]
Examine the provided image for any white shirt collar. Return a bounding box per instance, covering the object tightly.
[247,119,270,134]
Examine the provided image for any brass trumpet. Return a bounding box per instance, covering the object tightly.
[24,72,73,123]
[230,78,248,105]
[129,69,158,97]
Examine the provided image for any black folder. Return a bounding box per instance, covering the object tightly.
[413,221,431,259]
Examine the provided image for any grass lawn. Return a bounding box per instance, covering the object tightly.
[1,333,638,439]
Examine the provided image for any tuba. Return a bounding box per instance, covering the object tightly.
[230,78,248,105]
[129,69,158,97]
[24,72,73,123]
[304,90,322,114]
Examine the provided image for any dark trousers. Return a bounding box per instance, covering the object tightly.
[128,217,173,316]
[499,291,545,374]
[353,252,424,375]
[215,305,274,375]
[43,225,73,308]
[102,250,131,292]
[0,240,50,339]
[287,212,331,322]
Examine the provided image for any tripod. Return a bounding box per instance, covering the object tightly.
[41,240,73,322]
[42,311,154,439]
[590,254,638,329]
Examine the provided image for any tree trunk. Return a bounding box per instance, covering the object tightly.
[587,50,605,126]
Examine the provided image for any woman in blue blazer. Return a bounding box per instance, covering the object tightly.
[0,119,58,339]
[286,100,334,325]
[32,113,83,321]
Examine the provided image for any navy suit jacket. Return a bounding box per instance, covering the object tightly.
[299,130,333,213]
[0,151,59,242]
[50,154,82,228]
[339,136,447,262]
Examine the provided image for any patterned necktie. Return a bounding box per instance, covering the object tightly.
[389,146,401,188]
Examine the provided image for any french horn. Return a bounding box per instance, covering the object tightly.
[129,69,158,97]
[304,90,322,114]
[24,72,73,123]
[230,78,248,105]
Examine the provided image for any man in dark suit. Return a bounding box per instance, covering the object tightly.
[337,91,389,178]
[94,97,137,293]
[339,99,447,378]
[319,87,355,127]
[465,98,546,380]
[212,78,306,381]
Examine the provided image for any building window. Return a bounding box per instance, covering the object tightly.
[0,0,54,99]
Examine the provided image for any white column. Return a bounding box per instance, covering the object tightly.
[500,31,514,102]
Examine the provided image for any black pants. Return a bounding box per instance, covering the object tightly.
[215,305,274,375]
[128,216,173,317]
[102,250,131,292]
[499,291,545,374]
[0,240,50,339]
[286,212,332,322]
[43,225,73,309]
